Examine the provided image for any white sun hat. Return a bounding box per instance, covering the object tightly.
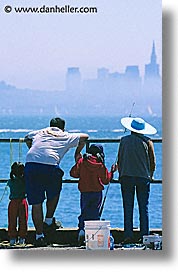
[121,117,157,135]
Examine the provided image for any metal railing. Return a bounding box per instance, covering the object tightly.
[0,138,162,184]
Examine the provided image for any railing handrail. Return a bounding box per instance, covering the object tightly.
[0,178,162,184]
[0,138,162,143]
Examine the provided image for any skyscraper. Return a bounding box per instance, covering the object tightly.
[143,41,162,116]
[65,67,81,92]
[144,41,160,80]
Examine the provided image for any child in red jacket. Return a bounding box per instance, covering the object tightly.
[70,144,115,244]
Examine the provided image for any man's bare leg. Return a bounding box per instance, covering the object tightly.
[32,203,43,235]
[46,194,60,218]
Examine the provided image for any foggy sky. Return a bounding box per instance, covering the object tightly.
[0,0,162,91]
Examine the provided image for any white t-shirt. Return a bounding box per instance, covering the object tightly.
[25,127,80,165]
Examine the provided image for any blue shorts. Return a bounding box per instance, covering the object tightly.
[24,162,64,205]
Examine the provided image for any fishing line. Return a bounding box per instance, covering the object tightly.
[0,184,8,204]
[19,138,23,162]
[10,138,13,166]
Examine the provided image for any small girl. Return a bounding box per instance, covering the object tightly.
[7,162,28,245]
[70,144,116,245]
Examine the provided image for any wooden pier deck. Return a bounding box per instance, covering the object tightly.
[0,227,162,250]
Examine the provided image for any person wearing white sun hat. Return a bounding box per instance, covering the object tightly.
[117,117,157,244]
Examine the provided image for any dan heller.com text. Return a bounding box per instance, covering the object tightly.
[13,5,98,14]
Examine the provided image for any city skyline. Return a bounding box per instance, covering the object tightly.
[0,0,162,91]
[65,40,161,91]
[0,41,161,117]
[0,40,161,92]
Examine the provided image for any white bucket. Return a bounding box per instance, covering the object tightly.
[84,220,110,250]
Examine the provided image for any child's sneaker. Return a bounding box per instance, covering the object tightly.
[10,238,16,246]
[18,238,26,245]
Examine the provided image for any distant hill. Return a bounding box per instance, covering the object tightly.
[0,81,161,117]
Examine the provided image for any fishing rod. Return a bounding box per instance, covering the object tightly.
[99,102,136,218]
[99,182,110,218]
[129,102,135,117]
[124,102,135,133]
[99,156,118,218]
